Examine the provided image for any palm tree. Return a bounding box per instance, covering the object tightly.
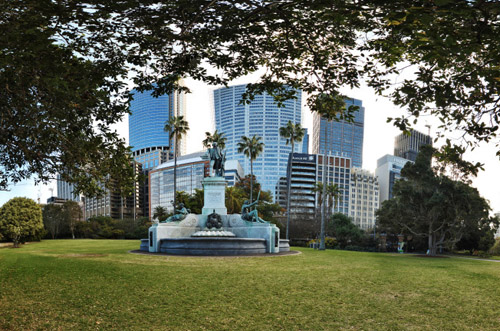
[164,115,189,211]
[202,130,227,149]
[153,206,168,222]
[325,183,342,219]
[237,135,264,202]
[279,120,305,240]
[225,186,244,214]
[312,182,342,227]
[314,93,345,250]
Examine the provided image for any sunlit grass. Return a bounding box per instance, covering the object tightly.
[1,240,499,330]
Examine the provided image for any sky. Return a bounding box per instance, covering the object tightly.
[1,75,499,213]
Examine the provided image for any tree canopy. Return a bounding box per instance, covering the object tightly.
[376,146,496,255]
[2,0,499,194]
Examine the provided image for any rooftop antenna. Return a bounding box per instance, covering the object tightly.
[425,123,431,136]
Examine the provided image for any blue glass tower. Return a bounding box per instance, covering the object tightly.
[129,88,186,169]
[312,98,364,168]
[129,90,173,155]
[213,84,302,200]
[128,86,186,217]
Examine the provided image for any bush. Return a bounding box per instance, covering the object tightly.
[489,238,500,256]
[0,197,44,247]
[307,237,337,249]
[75,216,152,239]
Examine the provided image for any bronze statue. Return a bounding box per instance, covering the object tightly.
[162,203,190,223]
[206,210,223,229]
[241,191,266,223]
[203,141,226,177]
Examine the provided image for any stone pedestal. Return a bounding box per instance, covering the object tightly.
[202,176,227,215]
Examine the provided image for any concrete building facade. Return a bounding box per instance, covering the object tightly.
[394,129,432,162]
[348,168,379,230]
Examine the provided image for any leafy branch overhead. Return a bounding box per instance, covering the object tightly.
[2,0,499,193]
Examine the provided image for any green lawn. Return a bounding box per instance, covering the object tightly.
[1,240,499,330]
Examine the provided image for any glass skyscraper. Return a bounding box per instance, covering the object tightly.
[128,83,186,217]
[312,98,365,168]
[213,84,302,199]
[394,128,432,162]
[129,86,186,167]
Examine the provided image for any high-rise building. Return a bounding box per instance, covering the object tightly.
[302,128,309,154]
[129,86,187,166]
[348,168,379,230]
[312,98,365,168]
[213,84,302,199]
[276,153,352,218]
[394,128,432,162]
[375,154,411,203]
[149,152,243,213]
[56,174,81,202]
[84,162,143,220]
[129,84,187,217]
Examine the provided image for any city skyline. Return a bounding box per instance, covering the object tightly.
[2,76,499,214]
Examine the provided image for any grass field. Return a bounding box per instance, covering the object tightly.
[1,240,499,330]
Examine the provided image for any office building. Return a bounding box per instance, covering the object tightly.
[375,154,411,203]
[276,153,317,217]
[56,174,81,202]
[129,83,187,217]
[213,84,302,199]
[302,128,309,154]
[84,163,143,220]
[394,128,432,162]
[149,151,243,213]
[129,84,187,163]
[312,97,365,168]
[276,153,352,217]
[348,168,379,230]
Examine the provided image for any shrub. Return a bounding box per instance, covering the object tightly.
[0,197,44,247]
[488,238,500,256]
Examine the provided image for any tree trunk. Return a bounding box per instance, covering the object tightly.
[250,159,253,202]
[428,232,437,256]
[286,141,294,240]
[320,123,328,250]
[173,136,178,211]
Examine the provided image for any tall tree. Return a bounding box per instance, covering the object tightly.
[313,182,342,225]
[164,115,189,211]
[0,197,43,247]
[42,204,64,239]
[377,146,494,256]
[237,135,264,202]
[279,121,305,240]
[202,130,227,150]
[325,183,342,220]
[62,200,82,239]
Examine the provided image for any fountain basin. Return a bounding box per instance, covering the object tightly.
[159,237,267,256]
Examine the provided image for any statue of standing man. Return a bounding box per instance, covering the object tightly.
[204,141,226,177]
